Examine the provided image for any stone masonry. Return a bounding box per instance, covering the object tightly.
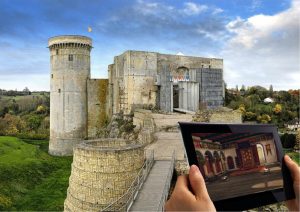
[49,35,224,156]
[64,139,144,211]
[48,35,92,156]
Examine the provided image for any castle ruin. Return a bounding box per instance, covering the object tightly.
[48,35,224,156]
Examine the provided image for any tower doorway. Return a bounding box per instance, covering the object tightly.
[173,85,179,108]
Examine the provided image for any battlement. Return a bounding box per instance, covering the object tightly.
[48,35,92,48]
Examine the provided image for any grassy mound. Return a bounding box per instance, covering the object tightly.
[0,136,72,211]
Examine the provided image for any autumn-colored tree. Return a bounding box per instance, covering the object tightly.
[245,111,256,121]
[36,105,46,114]
[257,114,271,123]
[1,114,26,135]
[238,104,246,115]
[273,104,282,114]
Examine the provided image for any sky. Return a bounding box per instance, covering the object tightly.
[0,0,299,91]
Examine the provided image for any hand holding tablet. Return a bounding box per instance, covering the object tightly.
[165,123,297,211]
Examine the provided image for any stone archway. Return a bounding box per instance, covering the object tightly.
[227,156,235,170]
[205,150,214,176]
[213,151,222,173]
[256,143,266,165]
[196,150,206,177]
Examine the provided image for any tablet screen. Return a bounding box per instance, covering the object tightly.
[179,122,295,210]
[191,132,282,201]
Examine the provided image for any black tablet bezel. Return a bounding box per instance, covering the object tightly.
[179,122,295,211]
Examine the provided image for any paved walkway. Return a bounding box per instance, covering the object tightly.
[146,131,186,160]
[130,160,173,211]
[145,113,192,160]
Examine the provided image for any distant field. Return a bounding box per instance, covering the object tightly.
[0,92,49,107]
[0,136,72,211]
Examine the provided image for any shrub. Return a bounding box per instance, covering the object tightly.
[281,133,296,148]
[16,133,49,140]
[0,194,12,210]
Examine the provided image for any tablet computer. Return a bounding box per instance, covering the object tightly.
[179,122,295,211]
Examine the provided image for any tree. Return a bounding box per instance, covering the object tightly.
[1,114,25,135]
[273,104,282,114]
[276,91,291,103]
[281,133,296,149]
[295,129,300,151]
[0,107,9,117]
[238,104,246,116]
[269,85,273,97]
[36,105,46,114]
[245,111,256,121]
[23,87,31,95]
[257,114,271,123]
[240,85,246,96]
[25,114,43,131]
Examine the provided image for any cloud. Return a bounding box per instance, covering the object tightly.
[212,8,224,15]
[96,0,226,52]
[251,0,262,11]
[222,0,300,90]
[182,2,208,15]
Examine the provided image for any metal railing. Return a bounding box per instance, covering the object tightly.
[102,150,154,212]
[157,150,176,211]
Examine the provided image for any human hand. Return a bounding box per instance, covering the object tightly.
[284,155,300,211]
[165,165,216,211]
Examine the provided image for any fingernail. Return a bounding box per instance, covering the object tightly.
[190,165,199,174]
[285,155,292,161]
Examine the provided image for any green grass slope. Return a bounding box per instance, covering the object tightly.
[0,136,72,211]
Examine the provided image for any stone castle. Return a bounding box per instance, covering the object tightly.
[48,35,225,156]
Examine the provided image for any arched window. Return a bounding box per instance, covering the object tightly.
[205,151,214,162]
[220,151,225,161]
[213,151,220,161]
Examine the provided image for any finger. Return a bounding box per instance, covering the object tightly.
[174,175,189,192]
[189,164,210,199]
[285,155,300,182]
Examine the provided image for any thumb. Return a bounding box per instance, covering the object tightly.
[285,155,300,182]
[189,165,210,199]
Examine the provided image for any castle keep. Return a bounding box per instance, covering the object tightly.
[108,51,224,115]
[48,35,224,156]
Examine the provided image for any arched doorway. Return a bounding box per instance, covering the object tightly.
[205,151,214,176]
[220,151,226,171]
[256,144,266,165]
[213,151,222,173]
[196,150,206,177]
[227,156,235,170]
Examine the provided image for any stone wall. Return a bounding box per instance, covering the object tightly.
[87,79,109,138]
[109,50,224,115]
[209,110,242,124]
[133,109,156,145]
[193,107,242,124]
[64,139,144,211]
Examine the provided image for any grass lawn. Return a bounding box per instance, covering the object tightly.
[0,136,72,211]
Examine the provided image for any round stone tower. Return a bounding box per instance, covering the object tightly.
[48,35,92,156]
[64,139,144,211]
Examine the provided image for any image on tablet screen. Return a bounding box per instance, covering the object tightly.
[192,132,283,201]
